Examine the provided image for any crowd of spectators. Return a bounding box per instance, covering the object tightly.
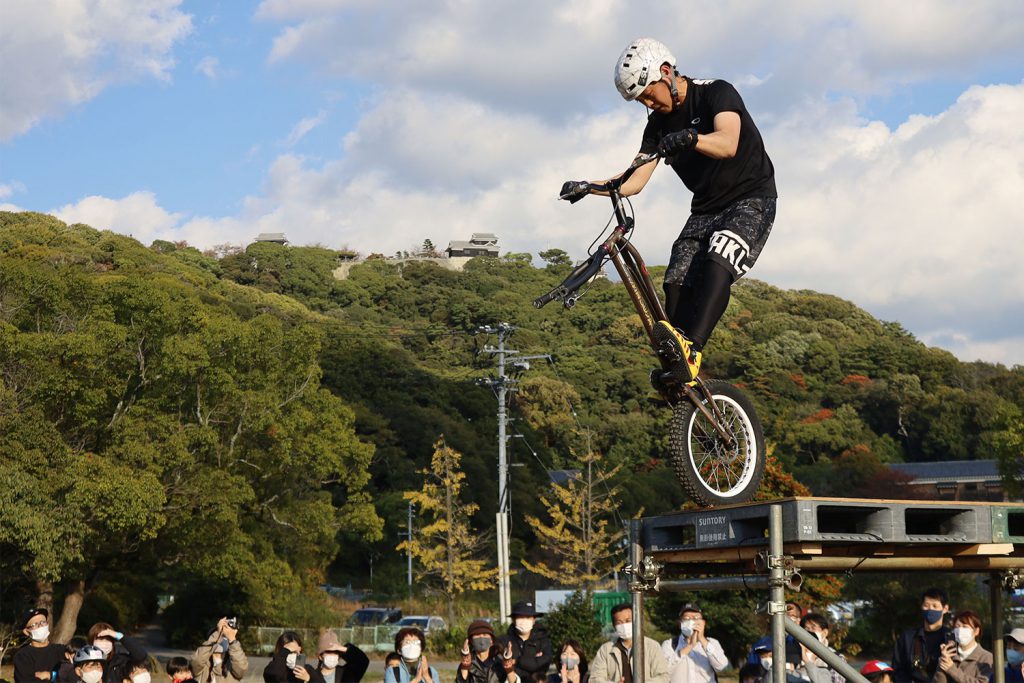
[9,589,1024,683]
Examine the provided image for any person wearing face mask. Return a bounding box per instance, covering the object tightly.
[263,632,326,683]
[317,630,368,683]
[501,603,553,683]
[796,614,845,683]
[660,604,726,683]
[893,588,953,683]
[57,638,90,683]
[74,646,110,683]
[121,661,153,683]
[458,620,519,683]
[750,639,802,683]
[1004,628,1024,683]
[192,618,249,683]
[931,610,992,683]
[14,608,66,683]
[87,622,149,683]
[549,640,589,683]
[384,628,438,683]
[591,604,669,683]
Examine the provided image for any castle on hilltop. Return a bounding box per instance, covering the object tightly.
[332,233,501,280]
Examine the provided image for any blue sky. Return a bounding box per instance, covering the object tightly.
[2,1,1023,367]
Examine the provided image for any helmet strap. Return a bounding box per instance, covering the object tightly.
[669,71,683,108]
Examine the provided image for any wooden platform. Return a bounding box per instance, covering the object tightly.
[642,497,1024,574]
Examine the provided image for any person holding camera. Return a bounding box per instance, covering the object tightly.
[264,632,325,683]
[931,611,993,683]
[893,588,953,683]
[458,620,519,683]
[549,640,589,683]
[192,618,248,683]
[317,630,368,683]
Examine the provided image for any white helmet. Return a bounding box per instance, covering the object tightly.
[614,38,677,101]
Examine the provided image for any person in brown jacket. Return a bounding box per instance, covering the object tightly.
[192,618,248,683]
[931,611,993,683]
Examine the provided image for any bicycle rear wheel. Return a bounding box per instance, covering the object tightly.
[669,380,765,506]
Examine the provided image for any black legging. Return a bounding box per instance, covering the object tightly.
[663,260,733,350]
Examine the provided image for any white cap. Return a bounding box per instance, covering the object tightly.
[1006,627,1024,644]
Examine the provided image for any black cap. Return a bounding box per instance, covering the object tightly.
[679,603,702,616]
[509,601,543,617]
[22,607,48,629]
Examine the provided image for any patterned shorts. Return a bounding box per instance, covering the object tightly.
[663,197,777,286]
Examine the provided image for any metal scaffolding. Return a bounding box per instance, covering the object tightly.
[624,498,1024,683]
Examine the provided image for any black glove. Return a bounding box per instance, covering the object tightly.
[657,128,699,157]
[559,180,590,203]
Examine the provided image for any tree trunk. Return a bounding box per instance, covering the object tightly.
[52,579,87,644]
[35,579,55,613]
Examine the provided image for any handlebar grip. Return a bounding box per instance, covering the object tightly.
[533,291,558,308]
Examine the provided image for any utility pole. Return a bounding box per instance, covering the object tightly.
[476,323,551,625]
[403,503,415,596]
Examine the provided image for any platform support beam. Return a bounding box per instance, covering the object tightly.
[769,505,785,683]
[630,519,645,683]
[992,572,1004,683]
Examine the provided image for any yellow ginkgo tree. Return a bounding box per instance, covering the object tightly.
[398,436,498,622]
[523,451,625,589]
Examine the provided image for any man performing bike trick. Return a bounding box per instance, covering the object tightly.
[562,37,777,385]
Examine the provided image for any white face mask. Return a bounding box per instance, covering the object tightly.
[615,622,633,641]
[515,618,534,635]
[132,672,152,683]
[82,670,103,683]
[30,625,50,642]
[321,654,340,669]
[955,627,974,646]
[400,643,422,661]
[286,653,298,669]
[679,620,695,638]
[760,657,772,671]
[94,640,113,656]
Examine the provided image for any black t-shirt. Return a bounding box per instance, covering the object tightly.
[640,77,776,214]
[13,643,66,683]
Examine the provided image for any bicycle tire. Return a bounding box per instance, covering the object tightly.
[668,380,765,506]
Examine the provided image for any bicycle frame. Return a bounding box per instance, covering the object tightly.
[535,156,736,444]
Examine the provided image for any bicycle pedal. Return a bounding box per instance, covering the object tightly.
[657,341,682,362]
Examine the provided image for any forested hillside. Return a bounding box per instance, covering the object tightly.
[2,211,1022,636]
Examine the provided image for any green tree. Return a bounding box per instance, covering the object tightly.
[543,590,604,659]
[539,249,571,266]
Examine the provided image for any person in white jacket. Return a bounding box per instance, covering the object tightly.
[660,604,727,683]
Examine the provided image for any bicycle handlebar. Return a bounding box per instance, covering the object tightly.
[533,248,607,309]
[559,152,660,200]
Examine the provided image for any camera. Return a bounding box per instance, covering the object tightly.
[226,617,238,629]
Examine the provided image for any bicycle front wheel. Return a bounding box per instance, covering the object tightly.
[669,380,765,507]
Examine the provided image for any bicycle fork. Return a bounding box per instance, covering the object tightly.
[680,380,737,449]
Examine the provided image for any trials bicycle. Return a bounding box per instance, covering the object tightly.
[534,152,765,506]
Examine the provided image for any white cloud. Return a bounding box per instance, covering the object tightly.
[0,0,192,140]
[68,78,1023,365]
[195,56,221,80]
[0,181,27,199]
[53,192,183,246]
[283,110,328,147]
[252,0,1024,117]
